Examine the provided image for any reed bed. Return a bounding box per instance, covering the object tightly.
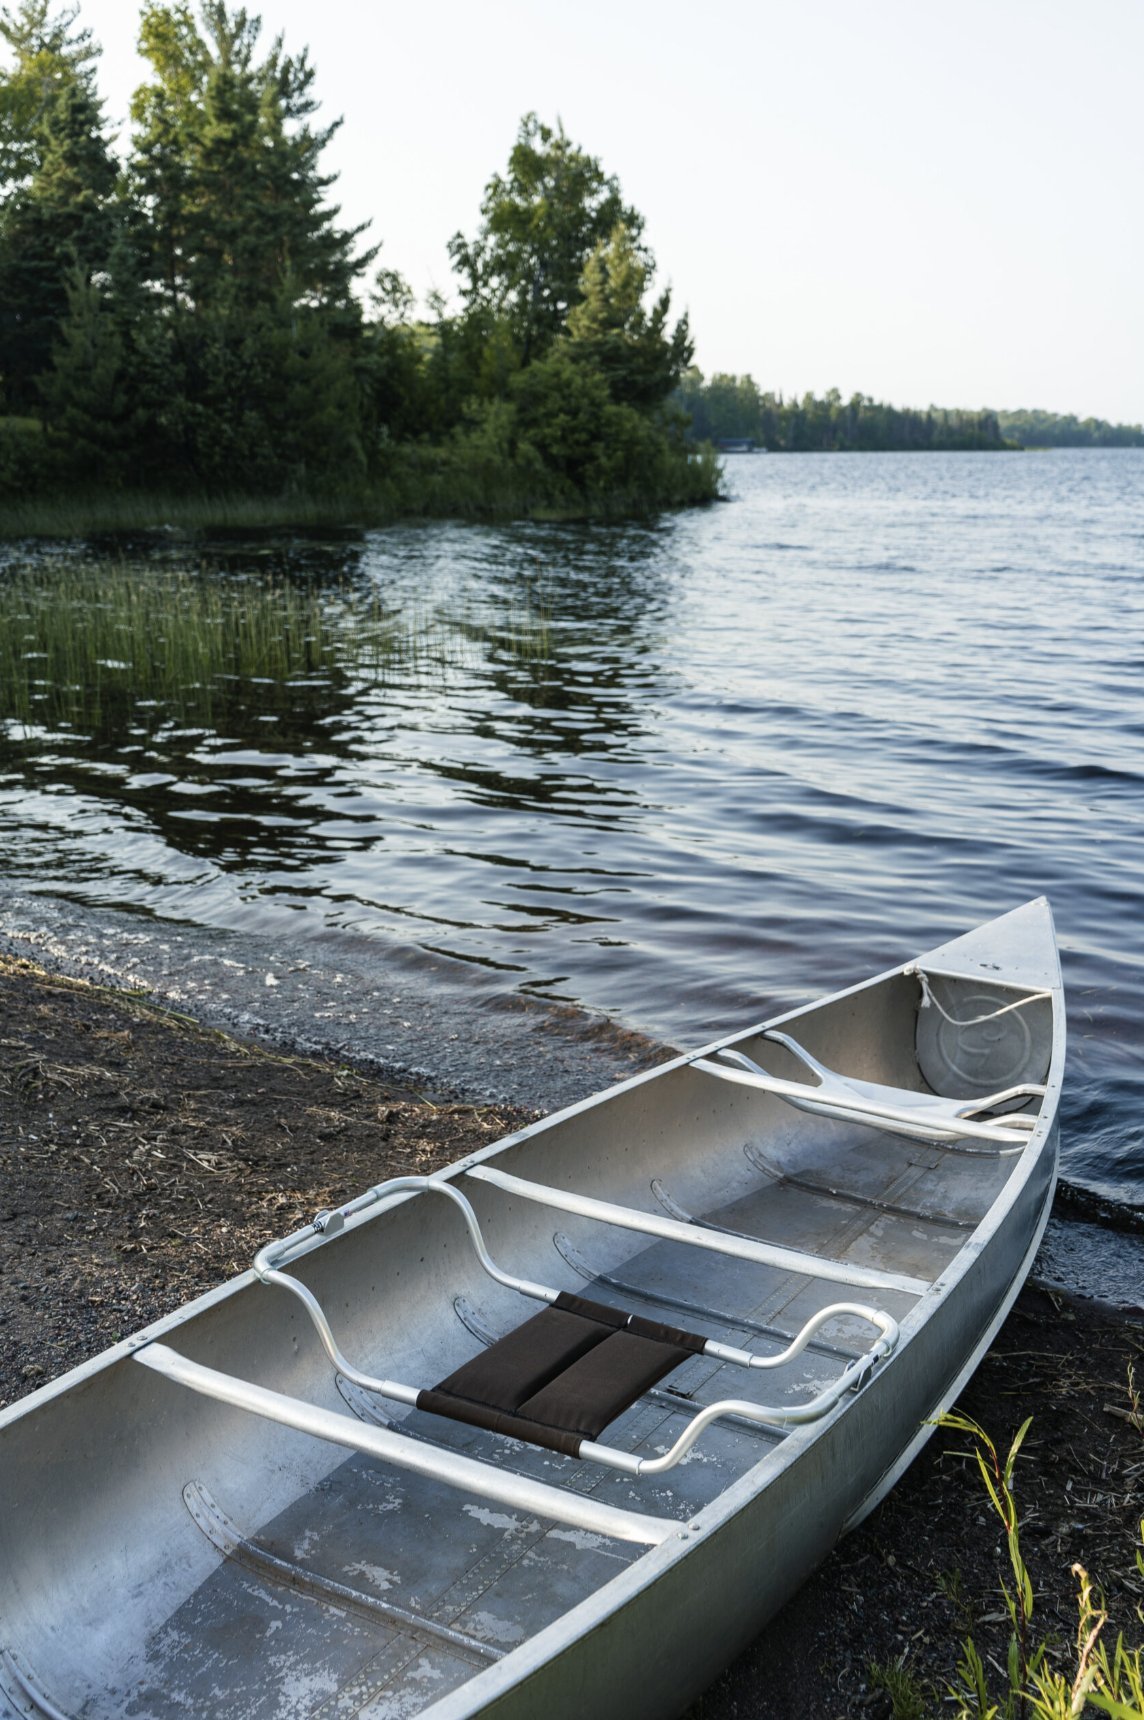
[0,560,552,734]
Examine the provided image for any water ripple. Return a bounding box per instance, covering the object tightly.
[1,448,1141,1211]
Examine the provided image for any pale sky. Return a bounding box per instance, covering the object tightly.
[60,0,1144,423]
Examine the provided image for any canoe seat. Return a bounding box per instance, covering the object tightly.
[249,1176,901,1477]
[417,1290,706,1458]
[691,1029,1045,1147]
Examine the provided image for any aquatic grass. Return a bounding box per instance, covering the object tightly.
[450,587,553,670]
[0,559,555,735]
[0,563,358,731]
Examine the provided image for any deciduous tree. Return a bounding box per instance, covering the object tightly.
[566,222,692,411]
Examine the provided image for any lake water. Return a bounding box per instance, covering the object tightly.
[2,449,1142,1216]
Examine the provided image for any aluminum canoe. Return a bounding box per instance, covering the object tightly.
[0,898,1064,1720]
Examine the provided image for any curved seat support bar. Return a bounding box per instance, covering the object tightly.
[258,1267,423,1408]
[586,1307,898,1475]
[704,1300,898,1372]
[254,1174,556,1301]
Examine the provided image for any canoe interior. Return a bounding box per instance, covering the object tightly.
[0,937,1061,1720]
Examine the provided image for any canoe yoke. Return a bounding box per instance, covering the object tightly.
[136,1175,900,1521]
[690,977,1051,1151]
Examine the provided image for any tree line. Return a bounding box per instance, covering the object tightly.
[995,408,1144,449]
[0,1,714,517]
[677,372,1144,453]
[677,373,1009,452]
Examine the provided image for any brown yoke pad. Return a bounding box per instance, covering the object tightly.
[416,1289,708,1458]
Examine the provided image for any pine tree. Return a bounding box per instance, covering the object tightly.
[126,1,377,488]
[0,0,100,188]
[566,223,692,412]
[42,230,180,484]
[0,1,116,411]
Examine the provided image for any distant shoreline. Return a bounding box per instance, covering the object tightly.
[716,442,1144,454]
[676,376,1144,455]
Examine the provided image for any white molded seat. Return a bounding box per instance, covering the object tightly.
[691,1030,1045,1148]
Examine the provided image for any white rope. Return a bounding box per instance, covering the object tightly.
[910,966,1052,1027]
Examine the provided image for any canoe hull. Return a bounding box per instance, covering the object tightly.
[0,901,1064,1720]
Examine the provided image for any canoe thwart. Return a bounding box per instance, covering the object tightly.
[466,1164,930,1296]
[133,1342,677,1546]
